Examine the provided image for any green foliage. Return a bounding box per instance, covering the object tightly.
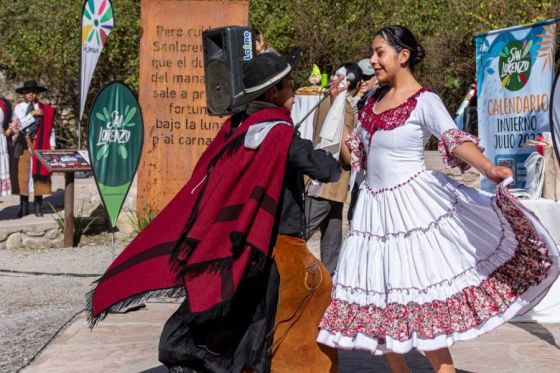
[47,202,99,247]
[126,203,157,234]
[0,0,558,142]
[0,0,140,120]
[250,0,559,113]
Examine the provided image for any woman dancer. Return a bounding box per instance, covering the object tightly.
[318,25,559,373]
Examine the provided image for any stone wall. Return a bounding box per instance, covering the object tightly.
[0,173,137,249]
[0,226,63,250]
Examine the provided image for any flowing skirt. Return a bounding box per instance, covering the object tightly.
[317,170,559,354]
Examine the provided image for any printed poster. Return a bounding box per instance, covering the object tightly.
[475,19,557,191]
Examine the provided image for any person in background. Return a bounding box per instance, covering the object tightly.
[0,96,13,196]
[305,62,362,275]
[255,29,279,55]
[347,58,380,221]
[11,80,56,217]
[356,58,380,111]
[454,83,477,134]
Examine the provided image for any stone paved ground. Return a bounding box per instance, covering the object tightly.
[0,245,123,373]
[19,302,560,373]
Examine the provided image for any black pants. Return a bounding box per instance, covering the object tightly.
[159,261,279,373]
[304,196,343,275]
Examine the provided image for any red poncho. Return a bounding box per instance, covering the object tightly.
[88,107,295,326]
[33,103,55,176]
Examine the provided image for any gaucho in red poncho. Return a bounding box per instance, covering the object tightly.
[88,53,341,372]
[12,80,55,218]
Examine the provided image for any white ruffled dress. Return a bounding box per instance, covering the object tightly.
[317,88,560,354]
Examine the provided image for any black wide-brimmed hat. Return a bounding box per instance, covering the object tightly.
[238,51,297,105]
[16,80,47,94]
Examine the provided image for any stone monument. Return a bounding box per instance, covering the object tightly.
[137,0,249,212]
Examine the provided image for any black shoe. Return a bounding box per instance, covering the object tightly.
[34,196,44,217]
[17,196,29,218]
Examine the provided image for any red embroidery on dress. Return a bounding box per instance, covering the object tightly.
[359,87,429,144]
[345,128,366,171]
[319,187,552,342]
[438,129,484,173]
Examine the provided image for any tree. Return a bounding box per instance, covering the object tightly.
[0,0,558,147]
[0,0,140,146]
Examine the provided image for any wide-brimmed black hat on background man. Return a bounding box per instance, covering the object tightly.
[16,80,47,94]
[238,50,299,106]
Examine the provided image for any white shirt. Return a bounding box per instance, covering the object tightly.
[0,107,4,135]
[13,102,55,148]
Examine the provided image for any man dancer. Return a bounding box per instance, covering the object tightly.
[12,80,55,217]
[88,52,341,372]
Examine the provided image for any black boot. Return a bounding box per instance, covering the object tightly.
[34,196,44,217]
[17,196,29,218]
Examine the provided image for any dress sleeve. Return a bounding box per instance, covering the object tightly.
[419,92,483,173]
[344,127,366,171]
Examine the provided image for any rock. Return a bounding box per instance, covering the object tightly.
[0,232,8,242]
[25,230,46,238]
[115,212,135,234]
[51,236,64,248]
[61,108,72,117]
[6,233,22,250]
[45,228,61,240]
[21,235,51,249]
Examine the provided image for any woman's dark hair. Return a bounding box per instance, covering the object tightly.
[337,62,363,91]
[374,25,425,71]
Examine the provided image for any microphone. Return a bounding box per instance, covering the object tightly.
[295,72,356,130]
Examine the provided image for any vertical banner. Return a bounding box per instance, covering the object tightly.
[88,82,143,228]
[476,19,557,191]
[137,0,248,212]
[80,0,114,120]
[551,69,560,163]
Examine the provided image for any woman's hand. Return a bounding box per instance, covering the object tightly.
[484,165,513,185]
[32,108,44,117]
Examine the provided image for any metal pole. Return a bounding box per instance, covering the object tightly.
[78,121,81,150]
[111,229,115,260]
[295,91,331,131]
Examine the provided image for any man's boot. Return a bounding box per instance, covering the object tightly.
[34,196,44,217]
[17,196,29,218]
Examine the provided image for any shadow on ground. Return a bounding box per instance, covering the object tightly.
[512,322,560,349]
[138,349,477,373]
[140,367,167,373]
[0,188,64,220]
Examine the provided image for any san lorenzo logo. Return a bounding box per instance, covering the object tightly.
[498,40,533,91]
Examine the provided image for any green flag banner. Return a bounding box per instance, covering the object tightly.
[88,81,143,227]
